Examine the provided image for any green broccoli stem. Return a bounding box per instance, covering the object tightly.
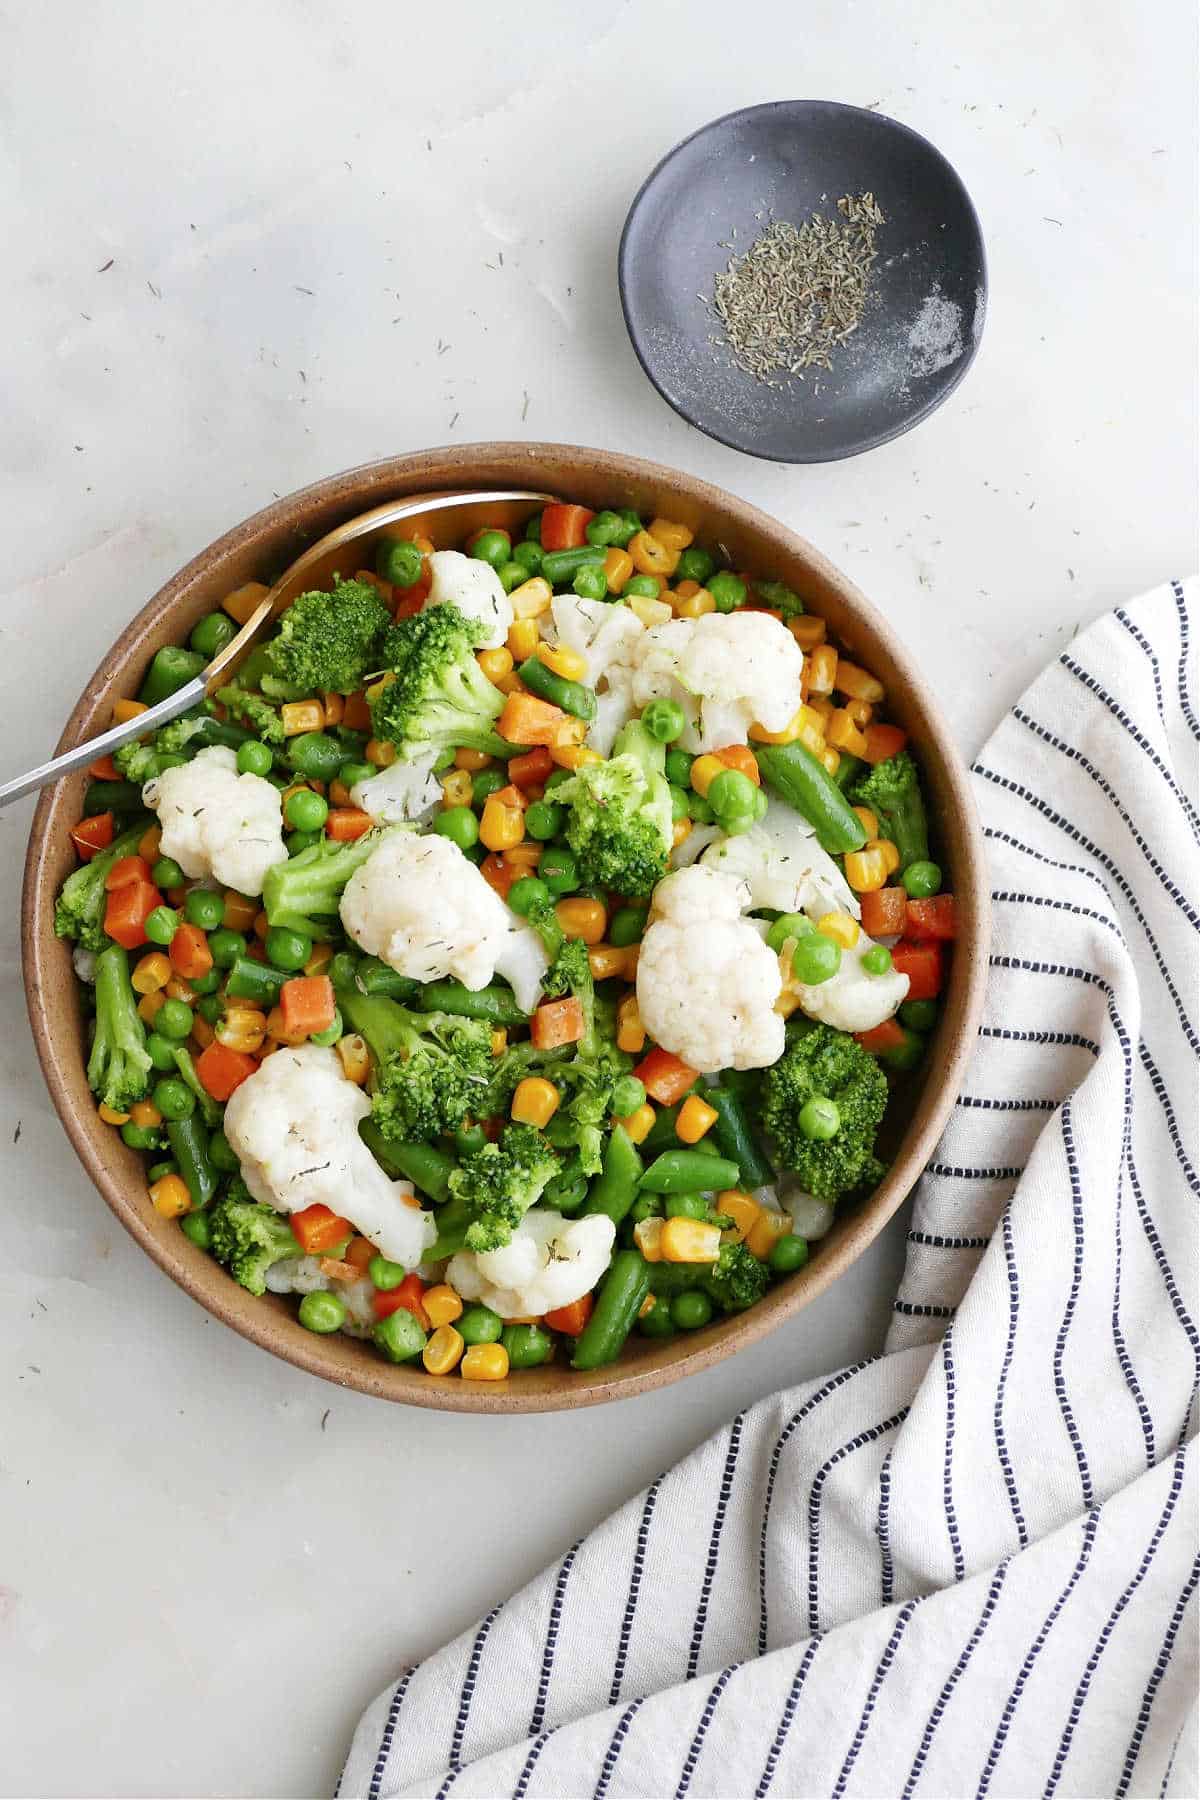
[87,944,152,1112]
[850,753,930,870]
[337,986,420,1065]
[410,981,528,1025]
[261,824,404,938]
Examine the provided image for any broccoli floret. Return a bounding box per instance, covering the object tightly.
[370,604,509,762]
[538,939,631,1174]
[261,823,406,939]
[752,579,806,618]
[215,683,286,746]
[208,1189,300,1296]
[337,986,495,1142]
[646,1242,771,1313]
[112,741,163,783]
[266,577,393,696]
[760,1023,888,1201]
[433,1124,560,1256]
[552,719,672,897]
[850,751,930,872]
[86,943,152,1113]
[55,821,150,950]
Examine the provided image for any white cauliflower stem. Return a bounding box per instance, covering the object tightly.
[637,865,785,1071]
[351,752,441,824]
[604,611,805,753]
[701,795,860,918]
[223,1045,435,1267]
[424,550,511,649]
[143,745,286,896]
[448,1209,616,1319]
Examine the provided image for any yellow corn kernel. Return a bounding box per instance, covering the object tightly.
[629,530,679,578]
[550,742,603,771]
[649,517,693,551]
[455,746,494,771]
[253,909,270,942]
[675,1094,719,1144]
[750,709,804,746]
[673,586,716,619]
[817,911,860,949]
[149,1173,191,1219]
[191,1015,216,1050]
[588,943,628,981]
[137,989,166,1026]
[128,1098,162,1130]
[827,708,870,758]
[217,1007,267,1054]
[555,897,607,945]
[506,618,540,661]
[661,1217,722,1264]
[422,1325,466,1375]
[617,1101,656,1144]
[746,1209,792,1261]
[327,778,351,808]
[537,642,588,683]
[672,817,693,849]
[365,737,397,768]
[845,697,873,729]
[98,1101,130,1126]
[876,838,901,875]
[789,615,827,650]
[477,647,514,684]
[281,700,324,737]
[674,579,701,601]
[365,672,395,704]
[336,1033,370,1084]
[511,1076,560,1128]
[807,695,835,726]
[820,747,841,776]
[138,824,162,864]
[487,1027,509,1059]
[634,1217,665,1262]
[637,1292,659,1320]
[131,951,171,995]
[221,890,257,932]
[411,533,435,555]
[627,593,673,628]
[223,580,270,624]
[461,1343,509,1381]
[834,660,885,704]
[480,795,525,852]
[718,1191,762,1245]
[689,753,726,798]
[604,547,633,593]
[845,846,889,893]
[264,1004,308,1048]
[440,768,474,809]
[111,697,148,725]
[424,1284,464,1329]
[304,941,334,977]
[807,644,838,695]
[616,995,646,1055]
[163,976,196,1004]
[503,843,542,871]
[852,805,879,839]
[493,671,527,696]
[621,945,640,981]
[509,576,553,620]
[774,989,804,1018]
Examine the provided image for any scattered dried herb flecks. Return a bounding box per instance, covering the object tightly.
[708,192,885,387]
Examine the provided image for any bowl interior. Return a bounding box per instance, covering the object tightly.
[22,443,989,1411]
[619,101,987,463]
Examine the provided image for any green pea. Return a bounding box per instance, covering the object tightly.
[299,1290,347,1334]
[902,860,943,898]
[628,1190,664,1224]
[799,1096,841,1141]
[144,905,181,947]
[899,999,939,1034]
[497,560,529,594]
[121,1122,164,1150]
[766,913,815,954]
[674,545,717,584]
[235,739,274,777]
[610,1074,646,1117]
[208,927,246,968]
[179,1208,212,1249]
[155,997,194,1042]
[586,510,636,548]
[508,875,551,917]
[687,792,714,826]
[287,830,321,855]
[310,1008,343,1047]
[153,1077,195,1122]
[184,888,224,931]
[668,784,691,823]
[151,856,186,889]
[339,760,375,789]
[287,733,348,783]
[376,539,423,588]
[512,540,543,575]
[770,1233,810,1274]
[189,612,237,659]
[708,768,758,835]
[670,1290,714,1331]
[862,945,893,976]
[643,698,685,743]
[879,1027,926,1072]
[502,1323,554,1368]
[665,748,694,788]
[189,968,222,995]
[469,528,512,570]
[458,1304,504,1346]
[454,1122,487,1156]
[623,574,661,599]
[285,788,329,833]
[471,767,505,807]
[754,786,769,819]
[196,995,223,1024]
[429,806,478,853]
[540,847,578,896]
[637,1295,676,1338]
[146,1031,179,1072]
[147,1159,177,1184]
[543,768,574,794]
[665,1192,710,1220]
[708,570,747,613]
[609,904,647,948]
[209,1130,240,1172]
[522,800,562,842]
[265,926,312,972]
[791,933,841,985]
[523,511,543,543]
[573,564,609,601]
[368,1255,408,1291]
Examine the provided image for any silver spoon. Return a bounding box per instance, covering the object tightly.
[0,487,555,808]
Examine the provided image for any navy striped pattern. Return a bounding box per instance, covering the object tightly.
[338,583,1198,1800]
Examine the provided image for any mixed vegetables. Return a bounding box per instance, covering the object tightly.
[56,501,958,1380]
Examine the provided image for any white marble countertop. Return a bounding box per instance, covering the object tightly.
[2,2,1195,1794]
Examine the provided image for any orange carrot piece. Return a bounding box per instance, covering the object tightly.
[713,744,760,785]
[104,854,152,892]
[279,975,336,1038]
[634,1046,698,1106]
[195,1041,258,1101]
[325,807,373,842]
[854,1018,908,1054]
[859,885,908,939]
[543,1294,593,1336]
[169,922,214,980]
[103,879,162,950]
[498,692,569,747]
[70,813,115,861]
[530,996,586,1049]
[863,723,908,764]
[291,1203,354,1256]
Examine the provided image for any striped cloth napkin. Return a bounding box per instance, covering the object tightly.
[339,579,1198,1800]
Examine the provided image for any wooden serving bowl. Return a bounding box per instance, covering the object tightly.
[22,444,989,1412]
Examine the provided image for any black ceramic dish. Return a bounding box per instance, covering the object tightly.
[619,100,987,463]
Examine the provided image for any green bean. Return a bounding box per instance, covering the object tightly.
[84,781,143,817]
[412,981,528,1024]
[641,1102,683,1155]
[518,656,597,721]
[166,1114,218,1210]
[570,1251,651,1370]
[178,713,254,752]
[638,1148,740,1194]
[755,742,868,855]
[539,545,607,586]
[168,1045,222,1128]
[359,1122,456,1204]
[138,646,207,706]
[584,1126,644,1225]
[224,957,288,1004]
[701,1085,774,1187]
[348,956,420,1000]
[285,732,353,782]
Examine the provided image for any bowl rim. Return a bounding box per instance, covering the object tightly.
[618,98,988,464]
[21,441,990,1413]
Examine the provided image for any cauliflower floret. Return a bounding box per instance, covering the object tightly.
[675,612,806,747]
[339,831,548,1009]
[700,795,859,918]
[788,935,909,1034]
[424,550,511,649]
[223,1044,435,1267]
[588,684,638,758]
[448,1209,616,1319]
[143,745,287,897]
[637,865,785,1071]
[548,593,645,685]
[626,620,703,747]
[265,1259,377,1337]
[350,751,441,824]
